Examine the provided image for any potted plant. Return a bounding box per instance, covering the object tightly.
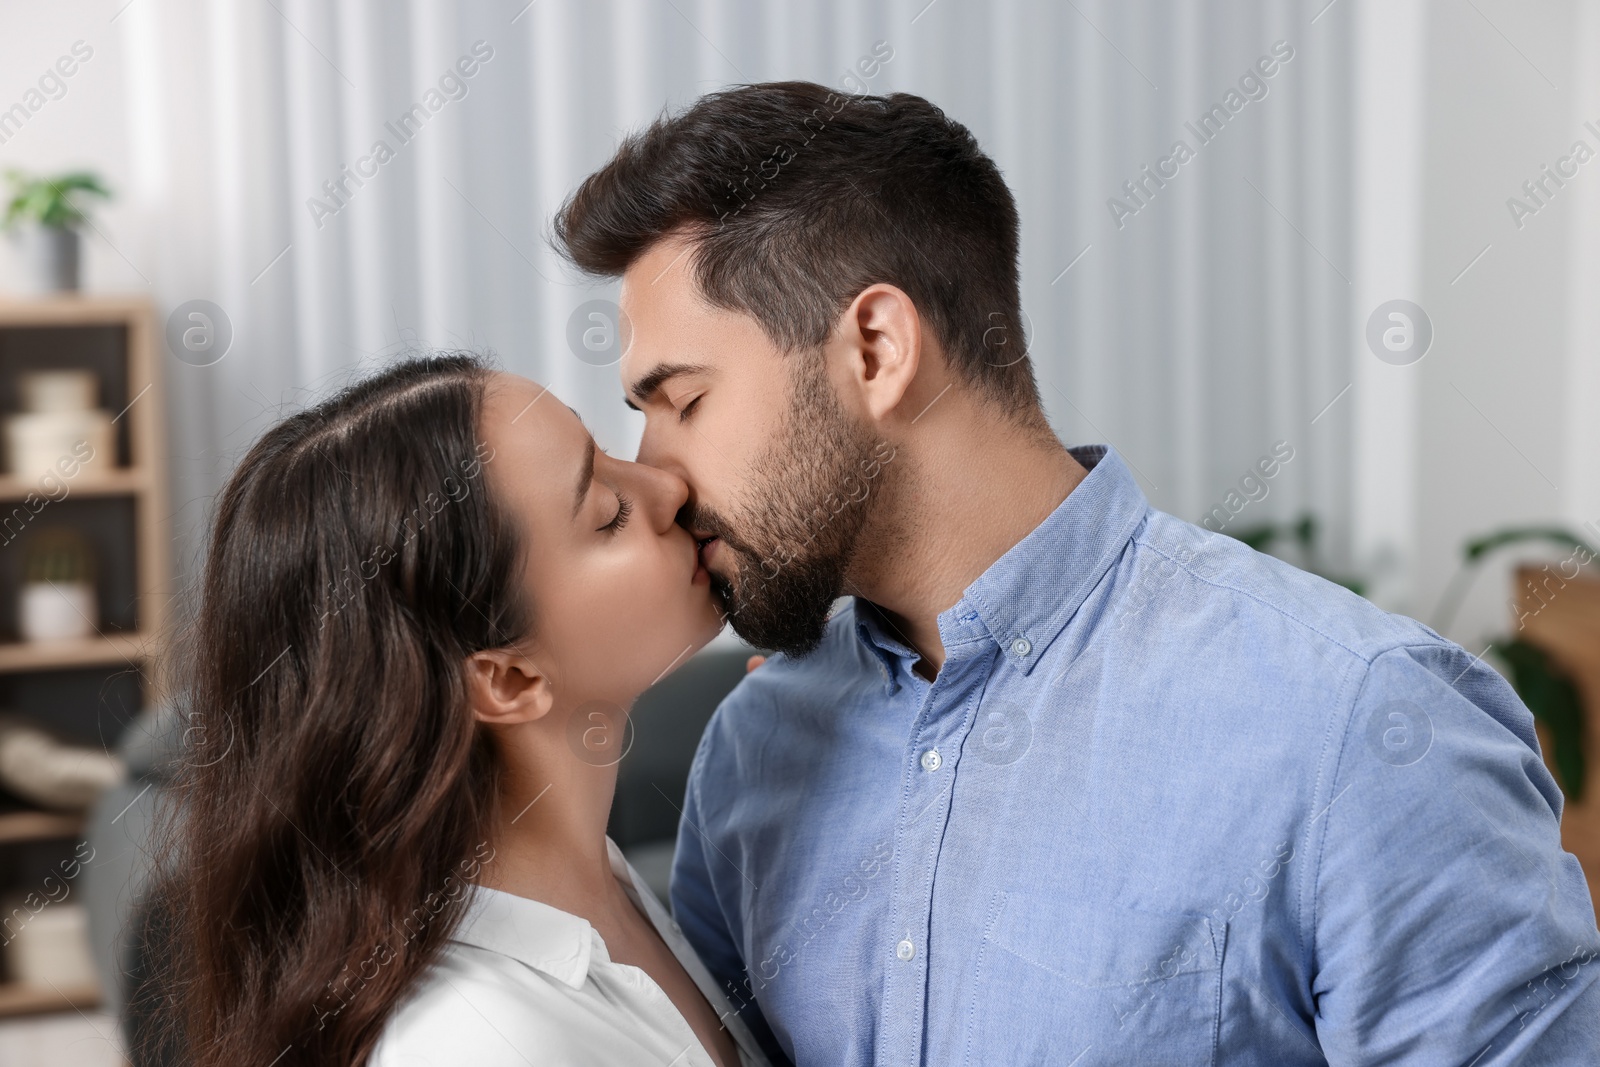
[18,526,97,642]
[3,169,112,293]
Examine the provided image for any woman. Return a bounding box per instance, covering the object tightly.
[146,355,766,1066]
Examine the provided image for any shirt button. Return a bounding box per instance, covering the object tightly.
[919,748,942,772]
[1011,637,1032,657]
[896,939,916,962]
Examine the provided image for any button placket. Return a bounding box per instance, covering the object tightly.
[875,649,990,1067]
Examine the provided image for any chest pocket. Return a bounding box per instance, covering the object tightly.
[964,889,1224,1066]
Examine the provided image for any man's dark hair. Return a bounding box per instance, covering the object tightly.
[553,80,1045,420]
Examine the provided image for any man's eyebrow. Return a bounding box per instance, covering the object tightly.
[627,361,709,407]
[573,437,595,519]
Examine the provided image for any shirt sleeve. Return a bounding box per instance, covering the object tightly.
[1309,641,1600,1064]
[670,733,792,1066]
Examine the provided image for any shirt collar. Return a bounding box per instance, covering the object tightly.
[448,838,640,990]
[451,883,595,989]
[854,444,1149,680]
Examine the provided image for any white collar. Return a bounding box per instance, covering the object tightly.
[451,883,596,989]
[448,837,653,990]
[447,837,771,1065]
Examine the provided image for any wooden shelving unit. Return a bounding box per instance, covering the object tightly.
[0,296,171,1019]
[0,810,85,846]
[0,632,155,674]
[0,468,149,502]
[0,981,100,1016]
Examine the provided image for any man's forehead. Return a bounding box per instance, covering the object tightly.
[617,246,685,379]
[616,323,653,398]
[619,235,697,313]
[618,270,715,395]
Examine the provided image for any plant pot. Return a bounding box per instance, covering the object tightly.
[13,223,81,292]
[19,580,96,641]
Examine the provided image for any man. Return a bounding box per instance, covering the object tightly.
[555,82,1600,1065]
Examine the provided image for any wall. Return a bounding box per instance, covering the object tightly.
[1414,0,1596,652]
[0,2,140,293]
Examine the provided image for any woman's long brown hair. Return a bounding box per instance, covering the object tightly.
[141,354,531,1065]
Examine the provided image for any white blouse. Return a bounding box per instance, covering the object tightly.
[369,837,770,1067]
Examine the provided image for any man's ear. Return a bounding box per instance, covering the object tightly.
[465,647,555,726]
[837,283,921,422]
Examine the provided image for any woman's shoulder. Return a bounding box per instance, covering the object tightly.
[366,942,588,1067]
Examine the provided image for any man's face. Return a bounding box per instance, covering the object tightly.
[619,236,887,656]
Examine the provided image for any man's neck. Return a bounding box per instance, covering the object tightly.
[848,407,1088,678]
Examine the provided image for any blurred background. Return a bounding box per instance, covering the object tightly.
[0,0,1596,1061]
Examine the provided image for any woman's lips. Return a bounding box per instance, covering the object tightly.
[693,536,719,584]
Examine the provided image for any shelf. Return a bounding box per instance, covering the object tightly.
[0,632,153,674]
[0,294,153,327]
[0,980,101,1018]
[0,810,85,845]
[0,297,176,737]
[0,467,149,503]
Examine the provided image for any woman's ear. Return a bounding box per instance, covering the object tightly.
[465,647,554,726]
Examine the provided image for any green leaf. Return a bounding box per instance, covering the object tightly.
[1465,527,1598,564]
[1,169,111,230]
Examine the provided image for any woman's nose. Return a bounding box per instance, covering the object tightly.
[633,459,691,533]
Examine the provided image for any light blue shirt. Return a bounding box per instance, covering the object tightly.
[671,443,1600,1066]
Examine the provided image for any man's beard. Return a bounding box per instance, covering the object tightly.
[688,359,888,657]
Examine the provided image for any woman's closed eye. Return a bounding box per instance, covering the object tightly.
[600,493,633,534]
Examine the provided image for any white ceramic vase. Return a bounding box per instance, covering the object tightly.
[18,580,96,641]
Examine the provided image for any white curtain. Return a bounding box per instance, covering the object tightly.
[117,0,1357,596]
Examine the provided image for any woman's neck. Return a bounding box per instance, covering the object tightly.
[477,726,631,922]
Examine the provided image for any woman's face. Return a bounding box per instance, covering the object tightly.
[479,372,722,708]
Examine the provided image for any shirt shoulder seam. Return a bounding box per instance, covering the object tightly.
[1301,650,1374,981]
[1305,641,1463,986]
[1132,533,1375,668]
